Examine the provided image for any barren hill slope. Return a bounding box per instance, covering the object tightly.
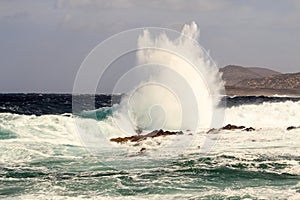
[220,65,299,96]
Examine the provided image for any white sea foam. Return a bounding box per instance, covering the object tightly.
[0,113,84,164]
[1,100,300,165]
[224,100,300,128]
[3,186,299,200]
[1,99,300,199]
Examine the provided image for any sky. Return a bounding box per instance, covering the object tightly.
[0,0,300,93]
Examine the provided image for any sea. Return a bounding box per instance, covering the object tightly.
[0,93,300,199]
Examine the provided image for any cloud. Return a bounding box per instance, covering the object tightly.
[0,1,26,20]
[55,0,134,9]
[55,0,231,11]
[53,0,300,33]
[53,0,236,32]
[0,1,60,24]
[0,0,300,93]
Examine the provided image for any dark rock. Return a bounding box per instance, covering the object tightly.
[110,129,183,144]
[140,148,146,152]
[222,124,245,130]
[110,135,143,143]
[244,127,255,131]
[287,126,300,131]
[213,124,256,132]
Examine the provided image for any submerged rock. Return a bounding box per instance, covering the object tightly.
[110,129,184,144]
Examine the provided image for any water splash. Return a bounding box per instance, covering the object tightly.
[118,22,224,132]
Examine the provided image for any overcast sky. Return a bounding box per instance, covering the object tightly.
[0,0,300,93]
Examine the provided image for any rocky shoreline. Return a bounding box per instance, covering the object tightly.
[109,124,299,153]
[110,129,183,144]
[110,124,299,145]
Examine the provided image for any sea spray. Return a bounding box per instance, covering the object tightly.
[117,22,224,132]
[71,22,225,159]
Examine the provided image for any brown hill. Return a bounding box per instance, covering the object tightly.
[220,65,261,86]
[235,72,300,90]
[247,67,281,77]
[220,65,281,86]
[220,65,300,96]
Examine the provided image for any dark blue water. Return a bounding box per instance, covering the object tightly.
[1,93,299,115]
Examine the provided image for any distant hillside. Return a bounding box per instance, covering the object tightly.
[220,65,300,96]
[247,67,281,77]
[220,65,281,86]
[235,72,300,90]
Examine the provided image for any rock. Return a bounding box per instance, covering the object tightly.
[110,129,184,144]
[110,135,143,143]
[287,126,300,131]
[210,125,256,133]
[222,124,245,130]
[244,127,255,131]
[140,148,146,152]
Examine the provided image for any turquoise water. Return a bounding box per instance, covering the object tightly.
[1,150,299,199]
[1,117,299,199]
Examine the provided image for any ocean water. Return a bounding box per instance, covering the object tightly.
[0,93,300,199]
